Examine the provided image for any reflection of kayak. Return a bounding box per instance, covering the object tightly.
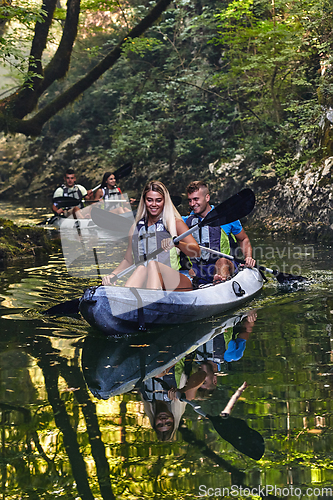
[80,267,263,334]
[82,312,246,399]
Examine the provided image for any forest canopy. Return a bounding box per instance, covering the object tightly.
[0,0,332,180]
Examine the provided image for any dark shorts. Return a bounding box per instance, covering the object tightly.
[191,260,237,285]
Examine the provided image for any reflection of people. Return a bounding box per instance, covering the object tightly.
[184,180,256,284]
[177,310,257,397]
[93,171,132,213]
[52,169,93,218]
[101,180,200,291]
[141,366,207,441]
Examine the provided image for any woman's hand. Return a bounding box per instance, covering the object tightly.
[102,273,117,286]
[161,238,174,252]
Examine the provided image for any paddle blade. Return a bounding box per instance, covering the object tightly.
[114,162,132,180]
[171,195,182,207]
[274,271,308,284]
[201,189,255,227]
[44,298,80,315]
[53,197,81,208]
[91,206,133,233]
[208,414,265,460]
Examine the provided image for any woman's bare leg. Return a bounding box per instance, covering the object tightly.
[146,261,164,290]
[125,265,147,288]
[147,262,192,291]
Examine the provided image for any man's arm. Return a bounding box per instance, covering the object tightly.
[52,187,64,215]
[52,203,64,216]
[235,229,256,267]
[79,185,93,201]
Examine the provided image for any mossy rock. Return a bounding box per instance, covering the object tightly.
[0,218,61,261]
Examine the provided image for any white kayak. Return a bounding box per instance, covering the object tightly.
[51,210,134,230]
[79,267,263,334]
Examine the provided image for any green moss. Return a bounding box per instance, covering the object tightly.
[0,218,61,261]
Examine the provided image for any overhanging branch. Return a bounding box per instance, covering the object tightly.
[10,0,174,136]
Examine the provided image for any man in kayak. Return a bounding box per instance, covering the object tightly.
[52,169,93,217]
[184,180,256,284]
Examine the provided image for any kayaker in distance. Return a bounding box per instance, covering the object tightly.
[52,168,93,218]
[93,171,135,213]
[101,180,200,291]
[184,180,256,284]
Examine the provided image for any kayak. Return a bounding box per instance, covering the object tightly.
[79,266,263,334]
[50,210,134,230]
[51,217,97,229]
[82,311,248,398]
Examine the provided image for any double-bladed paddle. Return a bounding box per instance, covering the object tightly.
[178,382,265,460]
[91,188,255,284]
[198,245,308,284]
[44,188,255,315]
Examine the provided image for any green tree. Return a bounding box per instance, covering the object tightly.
[210,0,332,176]
[0,0,174,136]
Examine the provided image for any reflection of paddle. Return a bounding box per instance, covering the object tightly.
[92,188,255,283]
[198,245,308,284]
[178,382,265,460]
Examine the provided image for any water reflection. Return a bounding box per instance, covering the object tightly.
[1,311,264,499]
[82,311,264,460]
[1,233,333,497]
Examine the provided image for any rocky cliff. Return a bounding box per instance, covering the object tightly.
[0,133,332,242]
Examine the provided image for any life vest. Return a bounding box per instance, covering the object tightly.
[61,184,84,209]
[185,213,230,263]
[141,375,176,402]
[102,186,121,200]
[132,217,180,270]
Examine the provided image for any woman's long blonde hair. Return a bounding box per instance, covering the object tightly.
[135,180,182,238]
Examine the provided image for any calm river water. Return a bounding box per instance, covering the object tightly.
[0,201,333,499]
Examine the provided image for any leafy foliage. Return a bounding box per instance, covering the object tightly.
[1,0,333,189]
[34,0,333,187]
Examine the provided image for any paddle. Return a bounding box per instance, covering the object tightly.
[198,245,308,284]
[91,188,255,284]
[53,197,83,208]
[178,382,265,460]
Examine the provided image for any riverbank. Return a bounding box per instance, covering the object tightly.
[247,159,333,243]
[0,131,332,243]
[0,218,61,261]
